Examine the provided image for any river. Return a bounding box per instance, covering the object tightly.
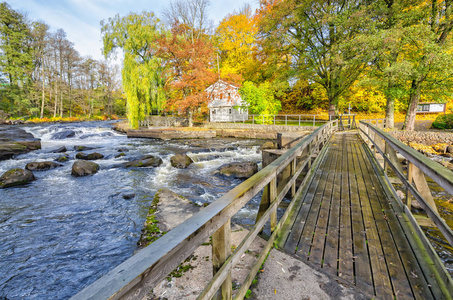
[0,121,263,299]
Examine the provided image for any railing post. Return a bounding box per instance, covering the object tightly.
[252,115,254,124]
[313,115,315,128]
[212,219,232,300]
[269,178,277,232]
[299,115,301,126]
[285,115,287,126]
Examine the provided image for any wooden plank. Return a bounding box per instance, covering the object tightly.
[359,141,439,300]
[347,135,374,295]
[323,135,343,275]
[277,141,331,248]
[309,138,339,266]
[351,137,393,298]
[283,144,332,253]
[295,147,335,260]
[212,219,232,300]
[338,134,354,283]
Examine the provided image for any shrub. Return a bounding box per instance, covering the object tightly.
[432,114,453,129]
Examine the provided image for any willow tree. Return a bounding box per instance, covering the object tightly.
[101,11,166,128]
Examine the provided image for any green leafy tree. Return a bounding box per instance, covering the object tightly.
[239,81,281,124]
[259,0,371,116]
[400,0,453,131]
[101,11,166,128]
[0,2,34,115]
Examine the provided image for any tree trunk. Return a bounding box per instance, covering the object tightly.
[40,68,45,119]
[54,82,58,118]
[385,93,395,129]
[402,80,421,131]
[328,99,336,118]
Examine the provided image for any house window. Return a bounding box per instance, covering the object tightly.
[212,109,216,114]
[229,109,232,114]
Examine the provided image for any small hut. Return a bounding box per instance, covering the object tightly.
[206,80,248,122]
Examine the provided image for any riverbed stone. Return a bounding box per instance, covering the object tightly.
[71,160,99,177]
[55,153,69,162]
[216,162,258,179]
[0,168,36,188]
[120,155,163,168]
[52,130,75,139]
[258,141,278,152]
[74,145,95,152]
[115,152,126,158]
[51,146,67,153]
[170,153,193,169]
[26,161,62,171]
[75,152,104,160]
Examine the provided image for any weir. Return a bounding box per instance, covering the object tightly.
[71,119,453,299]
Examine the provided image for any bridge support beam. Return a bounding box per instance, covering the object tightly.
[407,162,438,214]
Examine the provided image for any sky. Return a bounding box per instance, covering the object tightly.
[7,0,259,62]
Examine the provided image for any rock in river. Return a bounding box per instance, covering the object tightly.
[75,152,104,160]
[71,160,100,177]
[51,130,76,139]
[120,155,163,168]
[170,153,193,169]
[26,161,62,171]
[216,162,258,179]
[0,127,41,161]
[55,154,69,162]
[0,168,36,189]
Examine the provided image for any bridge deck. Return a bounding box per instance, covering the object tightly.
[278,132,436,299]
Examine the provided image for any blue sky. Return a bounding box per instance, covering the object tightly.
[7,0,258,61]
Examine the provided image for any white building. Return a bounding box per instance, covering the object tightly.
[206,80,248,122]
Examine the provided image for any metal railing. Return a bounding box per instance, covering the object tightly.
[228,114,330,127]
[70,120,339,300]
[359,120,453,297]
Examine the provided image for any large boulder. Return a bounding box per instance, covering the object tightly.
[0,127,41,161]
[0,168,36,189]
[26,161,62,171]
[120,155,163,168]
[71,160,100,177]
[170,153,193,169]
[75,152,104,160]
[216,162,258,179]
[258,141,278,152]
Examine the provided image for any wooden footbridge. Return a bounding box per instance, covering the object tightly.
[72,119,453,300]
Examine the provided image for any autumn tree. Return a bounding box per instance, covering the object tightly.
[259,0,372,115]
[101,11,166,128]
[215,5,258,80]
[157,23,216,122]
[400,1,453,131]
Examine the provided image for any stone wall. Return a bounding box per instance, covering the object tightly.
[203,122,315,132]
[389,130,453,145]
[141,116,189,127]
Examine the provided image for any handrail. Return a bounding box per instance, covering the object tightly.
[71,121,338,299]
[358,121,453,246]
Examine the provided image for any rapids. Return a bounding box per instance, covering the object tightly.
[0,121,263,299]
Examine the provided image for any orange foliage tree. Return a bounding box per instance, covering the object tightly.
[157,23,216,121]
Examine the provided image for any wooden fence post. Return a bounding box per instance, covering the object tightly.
[291,158,297,197]
[407,162,439,214]
[212,219,232,300]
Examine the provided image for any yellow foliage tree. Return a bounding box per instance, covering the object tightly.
[215,5,258,80]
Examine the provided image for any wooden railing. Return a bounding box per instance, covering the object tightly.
[359,121,453,295]
[71,121,339,300]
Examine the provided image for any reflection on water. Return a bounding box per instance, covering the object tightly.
[0,121,262,299]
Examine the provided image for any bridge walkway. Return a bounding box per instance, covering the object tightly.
[277,132,435,299]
